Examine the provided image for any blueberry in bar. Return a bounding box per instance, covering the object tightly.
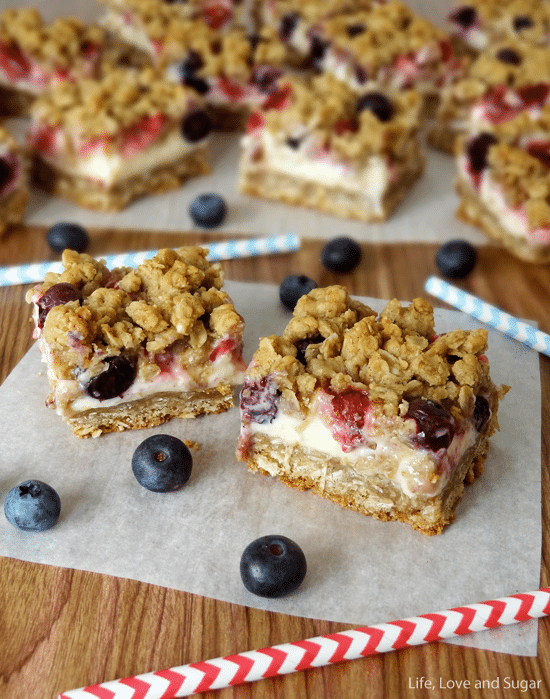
[236,285,508,535]
[264,0,465,114]
[239,72,425,222]
[448,0,550,55]
[27,67,212,211]
[0,125,28,235]
[26,246,246,438]
[455,124,550,263]
[0,8,105,116]
[429,40,550,153]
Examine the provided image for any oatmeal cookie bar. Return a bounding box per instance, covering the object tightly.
[239,72,425,222]
[27,67,212,211]
[0,125,27,235]
[0,8,105,116]
[27,247,246,438]
[456,131,550,263]
[448,0,550,55]
[429,40,550,153]
[264,1,464,110]
[236,286,507,535]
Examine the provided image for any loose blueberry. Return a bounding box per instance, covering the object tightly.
[240,534,307,598]
[321,237,362,273]
[85,355,137,400]
[37,282,83,329]
[496,47,521,65]
[279,274,317,311]
[0,157,15,192]
[181,109,212,142]
[132,434,193,492]
[436,239,477,278]
[189,193,227,228]
[473,395,490,432]
[4,480,61,532]
[405,399,456,453]
[240,376,280,424]
[46,222,89,253]
[514,14,533,31]
[449,6,477,29]
[466,132,498,173]
[356,91,394,122]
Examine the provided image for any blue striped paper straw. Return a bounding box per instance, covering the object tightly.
[425,276,550,358]
[0,233,300,287]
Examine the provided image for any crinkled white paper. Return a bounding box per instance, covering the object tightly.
[0,282,541,656]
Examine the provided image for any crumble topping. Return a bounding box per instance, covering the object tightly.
[0,8,105,69]
[0,124,20,154]
[258,72,422,161]
[29,67,205,139]
[266,0,378,24]
[245,285,497,419]
[31,247,244,377]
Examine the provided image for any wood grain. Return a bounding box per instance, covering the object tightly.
[0,225,548,699]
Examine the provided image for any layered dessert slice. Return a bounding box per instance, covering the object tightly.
[26,246,246,438]
[27,67,212,211]
[0,8,105,116]
[456,130,550,262]
[0,125,28,235]
[264,0,464,112]
[429,40,550,153]
[448,0,550,56]
[236,286,507,535]
[239,72,425,222]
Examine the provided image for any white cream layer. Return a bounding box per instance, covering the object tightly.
[41,129,206,187]
[102,11,156,57]
[242,130,389,214]
[248,408,477,498]
[458,154,550,244]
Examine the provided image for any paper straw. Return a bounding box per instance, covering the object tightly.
[0,233,300,287]
[59,587,550,699]
[425,276,550,358]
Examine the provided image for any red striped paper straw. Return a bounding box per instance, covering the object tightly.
[59,588,550,698]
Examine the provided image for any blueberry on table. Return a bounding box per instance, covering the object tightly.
[46,222,89,253]
[240,535,307,598]
[279,274,317,311]
[189,193,227,228]
[436,240,477,279]
[321,237,362,273]
[4,480,61,532]
[132,434,193,492]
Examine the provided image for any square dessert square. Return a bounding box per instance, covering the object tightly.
[0,8,105,116]
[236,286,507,535]
[265,0,464,112]
[429,40,550,153]
[456,127,550,263]
[448,0,550,56]
[0,125,28,235]
[239,72,425,222]
[27,67,212,211]
[26,246,246,438]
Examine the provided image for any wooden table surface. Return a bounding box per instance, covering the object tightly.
[1,225,549,699]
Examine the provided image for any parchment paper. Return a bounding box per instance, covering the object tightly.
[0,282,541,656]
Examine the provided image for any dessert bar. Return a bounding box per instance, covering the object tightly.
[239,72,424,222]
[0,8,105,116]
[0,125,27,235]
[237,285,507,535]
[429,40,550,153]
[27,67,212,211]
[27,246,246,438]
[448,0,550,55]
[456,129,550,263]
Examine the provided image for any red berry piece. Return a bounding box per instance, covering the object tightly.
[405,399,456,452]
[85,355,137,400]
[37,283,82,329]
[240,376,280,425]
[240,534,307,598]
[327,387,371,452]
